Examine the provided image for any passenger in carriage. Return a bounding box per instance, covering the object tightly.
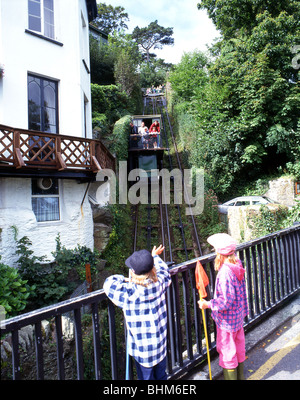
[149,120,160,133]
[138,121,150,149]
[129,121,139,148]
[149,125,158,148]
[149,120,160,148]
[130,121,138,134]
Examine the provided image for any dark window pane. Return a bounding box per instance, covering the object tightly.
[32,178,59,195]
[28,78,41,131]
[28,15,41,32]
[28,0,41,17]
[44,0,53,11]
[28,75,58,133]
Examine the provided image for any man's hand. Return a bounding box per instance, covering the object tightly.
[152,245,165,257]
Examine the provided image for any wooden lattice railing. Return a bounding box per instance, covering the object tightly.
[0,124,115,173]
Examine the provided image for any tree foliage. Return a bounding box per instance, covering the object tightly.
[170,0,300,199]
[131,20,174,62]
[92,3,129,35]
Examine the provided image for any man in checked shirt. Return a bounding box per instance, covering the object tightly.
[103,245,171,380]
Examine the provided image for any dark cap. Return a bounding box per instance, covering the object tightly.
[125,249,154,275]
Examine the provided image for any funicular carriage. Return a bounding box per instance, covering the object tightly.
[128,114,165,180]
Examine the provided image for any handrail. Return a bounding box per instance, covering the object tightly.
[0,124,115,173]
[1,224,299,380]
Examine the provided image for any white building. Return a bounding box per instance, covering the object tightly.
[0,0,114,266]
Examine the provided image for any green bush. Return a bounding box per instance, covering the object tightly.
[0,257,33,318]
[92,112,110,140]
[16,235,99,310]
[91,84,131,124]
[110,115,131,161]
[100,204,133,274]
[249,204,289,238]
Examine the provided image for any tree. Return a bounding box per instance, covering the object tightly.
[90,35,115,85]
[92,3,129,35]
[197,0,300,39]
[114,49,140,96]
[170,1,300,198]
[168,51,209,102]
[139,58,171,88]
[131,20,174,63]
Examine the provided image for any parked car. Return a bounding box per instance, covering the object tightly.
[218,196,279,214]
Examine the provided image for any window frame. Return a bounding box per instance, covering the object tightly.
[31,178,61,223]
[28,0,55,40]
[28,73,59,134]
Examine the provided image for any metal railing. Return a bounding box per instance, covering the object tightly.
[1,225,299,380]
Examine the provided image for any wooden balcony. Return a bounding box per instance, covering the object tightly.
[0,124,115,179]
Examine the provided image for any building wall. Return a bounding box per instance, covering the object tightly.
[0,0,95,267]
[0,0,92,138]
[0,177,93,267]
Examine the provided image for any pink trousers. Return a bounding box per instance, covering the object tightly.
[216,326,246,369]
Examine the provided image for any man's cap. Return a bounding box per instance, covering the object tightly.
[207,233,237,255]
[125,249,154,275]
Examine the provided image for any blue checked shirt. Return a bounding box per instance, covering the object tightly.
[103,255,171,367]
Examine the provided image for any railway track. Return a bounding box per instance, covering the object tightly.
[131,95,203,265]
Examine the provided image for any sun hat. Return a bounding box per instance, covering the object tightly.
[125,249,154,275]
[207,233,237,255]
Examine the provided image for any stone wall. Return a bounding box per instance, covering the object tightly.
[228,177,298,243]
[264,177,298,207]
[227,204,283,243]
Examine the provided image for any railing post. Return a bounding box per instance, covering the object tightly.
[55,315,66,380]
[56,136,66,170]
[90,141,101,172]
[74,308,84,380]
[34,322,44,380]
[13,130,25,169]
[11,330,21,380]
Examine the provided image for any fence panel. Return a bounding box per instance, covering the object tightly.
[1,225,299,380]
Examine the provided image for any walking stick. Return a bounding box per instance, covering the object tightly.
[125,333,130,380]
[195,261,212,380]
[199,289,212,380]
[125,270,131,380]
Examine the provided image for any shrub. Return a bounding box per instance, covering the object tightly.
[0,257,33,318]
[16,235,99,310]
[91,84,131,124]
[249,204,289,238]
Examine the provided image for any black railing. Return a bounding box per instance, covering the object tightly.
[1,225,299,380]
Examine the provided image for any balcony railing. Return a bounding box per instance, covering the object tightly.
[1,225,299,380]
[0,124,115,174]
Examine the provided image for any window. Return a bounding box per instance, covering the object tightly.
[32,178,60,222]
[28,0,54,39]
[28,74,58,133]
[235,201,250,206]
